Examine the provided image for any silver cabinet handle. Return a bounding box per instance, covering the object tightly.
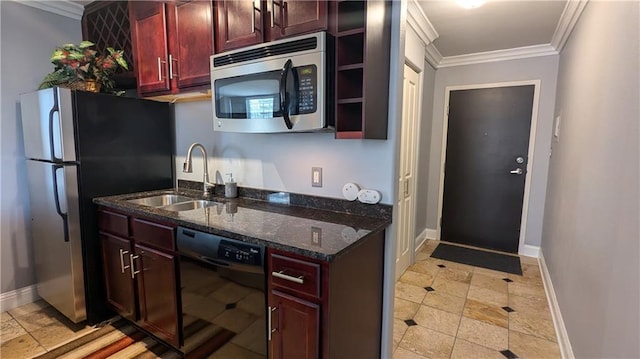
[510,168,523,175]
[272,270,304,284]
[169,54,178,79]
[251,0,256,33]
[268,306,277,341]
[157,57,167,81]
[270,0,275,27]
[130,254,140,279]
[119,249,130,274]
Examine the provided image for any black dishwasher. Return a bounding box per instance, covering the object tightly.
[177,226,267,358]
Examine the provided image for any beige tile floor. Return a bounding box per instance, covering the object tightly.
[0,300,95,358]
[2,239,559,359]
[394,240,561,359]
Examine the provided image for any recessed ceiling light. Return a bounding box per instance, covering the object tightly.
[456,0,486,9]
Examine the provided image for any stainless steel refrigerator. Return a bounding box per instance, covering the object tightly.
[20,87,174,324]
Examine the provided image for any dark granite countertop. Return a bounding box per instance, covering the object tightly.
[94,187,391,262]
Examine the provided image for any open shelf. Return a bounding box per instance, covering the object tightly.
[337,1,365,32]
[336,32,364,67]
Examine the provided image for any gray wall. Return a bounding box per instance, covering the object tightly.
[0,2,81,294]
[542,2,639,357]
[415,61,436,237]
[425,56,559,247]
[174,101,397,204]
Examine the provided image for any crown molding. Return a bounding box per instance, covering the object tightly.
[551,0,588,52]
[16,0,84,20]
[425,43,443,68]
[407,0,439,46]
[437,44,559,68]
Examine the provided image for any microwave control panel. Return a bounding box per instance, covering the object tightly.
[296,65,317,114]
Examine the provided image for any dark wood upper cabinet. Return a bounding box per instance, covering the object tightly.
[267,0,328,42]
[215,0,327,53]
[215,0,264,53]
[129,2,171,95]
[172,1,214,89]
[129,1,213,97]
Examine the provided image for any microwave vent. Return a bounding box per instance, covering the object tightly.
[214,37,318,67]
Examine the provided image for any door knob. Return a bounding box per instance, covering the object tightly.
[510,168,523,175]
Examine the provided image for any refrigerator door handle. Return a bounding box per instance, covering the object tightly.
[48,89,62,162]
[52,164,69,242]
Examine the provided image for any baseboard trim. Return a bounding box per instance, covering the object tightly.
[425,228,437,240]
[0,285,39,312]
[539,251,575,359]
[521,244,540,258]
[414,228,428,252]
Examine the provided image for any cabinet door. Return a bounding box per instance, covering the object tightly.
[134,243,180,347]
[269,290,319,359]
[171,1,214,89]
[215,0,263,53]
[129,1,171,95]
[100,233,135,321]
[267,0,327,42]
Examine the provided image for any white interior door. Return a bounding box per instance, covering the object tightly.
[396,64,420,279]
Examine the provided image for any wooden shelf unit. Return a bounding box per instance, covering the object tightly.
[333,0,391,140]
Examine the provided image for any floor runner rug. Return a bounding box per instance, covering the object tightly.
[34,317,235,359]
[430,243,523,275]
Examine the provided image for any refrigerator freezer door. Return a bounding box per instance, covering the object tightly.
[20,88,77,162]
[26,160,86,322]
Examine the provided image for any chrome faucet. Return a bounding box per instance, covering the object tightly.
[183,142,215,196]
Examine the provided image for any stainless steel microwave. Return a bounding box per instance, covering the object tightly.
[210,32,333,133]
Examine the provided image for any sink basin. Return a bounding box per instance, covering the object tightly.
[127,194,195,207]
[161,200,219,212]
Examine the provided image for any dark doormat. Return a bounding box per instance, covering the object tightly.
[431,243,522,275]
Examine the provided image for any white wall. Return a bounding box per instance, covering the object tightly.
[425,55,559,247]
[174,101,397,204]
[415,62,435,237]
[0,2,81,295]
[542,1,639,357]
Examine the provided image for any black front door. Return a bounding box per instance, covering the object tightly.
[441,85,534,253]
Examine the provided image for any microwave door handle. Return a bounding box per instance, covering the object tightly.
[279,59,294,129]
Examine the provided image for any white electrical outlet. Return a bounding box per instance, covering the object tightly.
[357,189,381,204]
[342,183,360,201]
[312,167,322,187]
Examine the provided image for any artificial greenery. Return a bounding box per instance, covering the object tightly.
[38,41,128,93]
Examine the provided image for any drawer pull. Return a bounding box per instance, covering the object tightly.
[272,270,304,284]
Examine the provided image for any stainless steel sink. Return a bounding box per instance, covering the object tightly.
[127,194,195,207]
[161,200,218,212]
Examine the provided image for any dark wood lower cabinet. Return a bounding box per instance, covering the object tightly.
[98,209,180,348]
[135,244,180,347]
[267,229,385,359]
[101,232,135,321]
[269,290,319,359]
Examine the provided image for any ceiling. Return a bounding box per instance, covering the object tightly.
[417,0,567,58]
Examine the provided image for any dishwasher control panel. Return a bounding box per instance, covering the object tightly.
[219,240,262,266]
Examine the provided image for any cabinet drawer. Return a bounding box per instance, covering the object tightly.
[98,210,129,237]
[131,218,175,251]
[270,253,321,298]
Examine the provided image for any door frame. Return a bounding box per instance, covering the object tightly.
[435,80,541,255]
